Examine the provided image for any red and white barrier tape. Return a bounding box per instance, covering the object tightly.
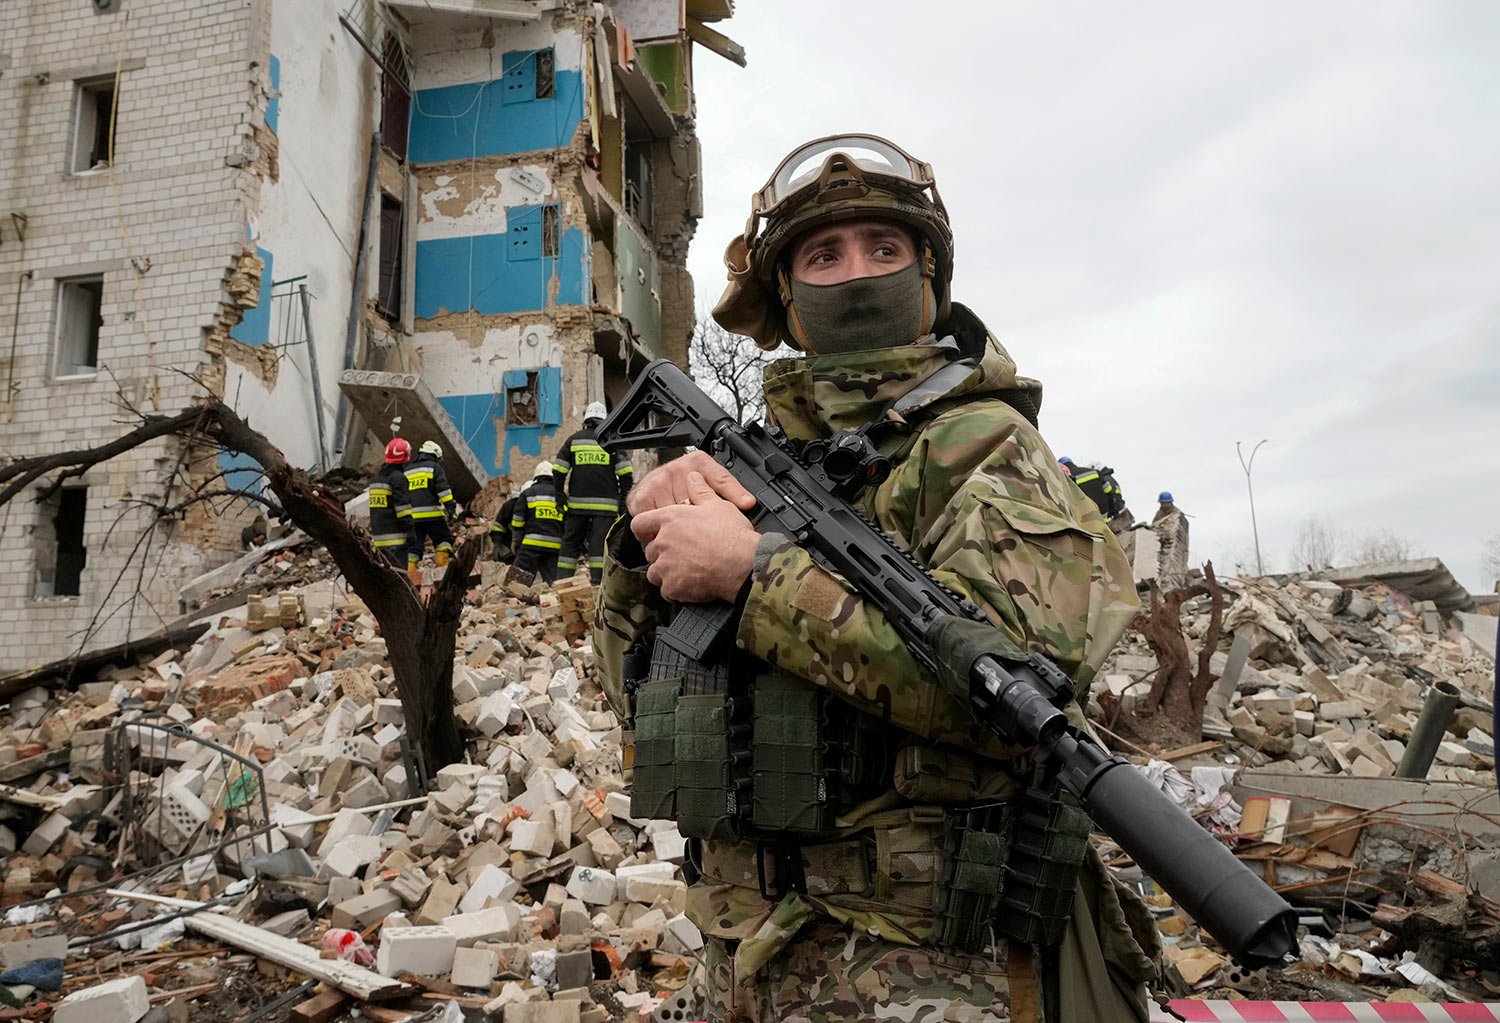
[1152,1002,1500,1022]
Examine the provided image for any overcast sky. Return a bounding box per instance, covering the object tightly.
[682,1,1500,592]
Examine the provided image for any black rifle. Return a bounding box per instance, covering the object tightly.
[597,359,1298,967]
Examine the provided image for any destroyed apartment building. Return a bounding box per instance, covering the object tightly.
[0,0,742,670]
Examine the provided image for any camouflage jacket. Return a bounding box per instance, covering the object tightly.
[594,330,1143,978]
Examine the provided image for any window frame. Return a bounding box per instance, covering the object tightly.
[52,274,105,381]
[33,485,88,600]
[70,75,118,175]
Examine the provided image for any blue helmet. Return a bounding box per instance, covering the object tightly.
[1058,456,1074,465]
[1158,491,1174,503]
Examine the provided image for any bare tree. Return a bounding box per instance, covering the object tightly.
[0,400,473,776]
[1350,529,1417,564]
[1481,533,1500,588]
[1289,516,1341,572]
[688,317,785,424]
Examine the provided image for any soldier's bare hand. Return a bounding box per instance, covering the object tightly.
[633,471,759,604]
[626,450,756,516]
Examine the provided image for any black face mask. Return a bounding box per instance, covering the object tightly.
[787,261,925,355]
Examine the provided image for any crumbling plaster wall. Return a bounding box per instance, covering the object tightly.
[216,0,379,478]
[0,0,277,670]
[404,14,600,482]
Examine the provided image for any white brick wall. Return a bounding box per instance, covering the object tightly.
[0,0,271,669]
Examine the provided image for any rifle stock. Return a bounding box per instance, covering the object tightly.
[598,359,1297,967]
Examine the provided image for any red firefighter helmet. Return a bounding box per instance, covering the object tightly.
[384,438,412,464]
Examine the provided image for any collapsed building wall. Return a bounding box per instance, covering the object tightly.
[0,0,278,669]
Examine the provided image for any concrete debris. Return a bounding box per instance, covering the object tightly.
[1095,570,1499,1001]
[0,572,708,1019]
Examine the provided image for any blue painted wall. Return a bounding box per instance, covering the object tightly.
[436,366,563,475]
[408,54,582,163]
[231,246,274,346]
[218,450,266,496]
[266,54,280,135]
[414,214,587,318]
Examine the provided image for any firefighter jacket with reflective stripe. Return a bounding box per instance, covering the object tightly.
[1069,464,1126,519]
[512,476,565,549]
[367,464,414,549]
[491,495,519,550]
[404,454,454,520]
[554,424,632,514]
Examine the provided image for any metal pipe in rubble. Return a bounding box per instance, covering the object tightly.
[1394,680,1462,779]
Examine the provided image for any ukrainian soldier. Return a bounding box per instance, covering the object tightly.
[594,135,1160,1021]
[511,460,565,584]
[367,439,417,581]
[554,401,633,583]
[405,440,456,569]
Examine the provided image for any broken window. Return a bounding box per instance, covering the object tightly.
[53,275,104,377]
[506,372,540,426]
[71,76,117,173]
[380,33,411,161]
[34,486,88,598]
[625,141,654,234]
[535,48,555,100]
[542,205,560,258]
[377,194,405,321]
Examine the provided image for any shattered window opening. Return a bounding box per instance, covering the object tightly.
[536,48,555,100]
[71,76,117,173]
[542,205,560,258]
[506,372,540,426]
[34,486,88,598]
[376,194,406,321]
[53,274,104,377]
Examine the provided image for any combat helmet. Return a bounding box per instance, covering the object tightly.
[712,134,954,351]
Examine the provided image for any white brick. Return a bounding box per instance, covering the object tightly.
[458,863,520,913]
[376,925,457,977]
[565,866,616,906]
[54,976,150,1023]
[441,903,520,946]
[451,945,498,988]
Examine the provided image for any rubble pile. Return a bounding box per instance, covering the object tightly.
[0,552,1496,1018]
[0,571,700,1023]
[1095,572,1500,1001]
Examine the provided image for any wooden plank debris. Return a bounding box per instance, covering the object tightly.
[184,914,408,1001]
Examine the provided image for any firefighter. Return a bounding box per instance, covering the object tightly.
[367,439,417,580]
[1060,457,1127,519]
[490,491,519,563]
[511,460,565,583]
[553,401,632,583]
[405,440,456,570]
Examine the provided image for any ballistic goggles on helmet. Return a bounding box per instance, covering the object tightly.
[745,134,946,244]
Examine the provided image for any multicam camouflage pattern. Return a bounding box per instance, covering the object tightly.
[593,329,1156,1021]
[703,921,1021,1022]
[742,336,1139,749]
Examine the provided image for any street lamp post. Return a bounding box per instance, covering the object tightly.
[1237,439,1268,576]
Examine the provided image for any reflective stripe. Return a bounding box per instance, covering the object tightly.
[556,557,578,570]
[1071,471,1100,485]
[373,534,409,547]
[568,500,618,513]
[587,558,605,569]
[438,490,453,502]
[395,507,412,518]
[436,542,455,553]
[522,536,562,549]
[410,508,447,520]
[616,464,634,475]
[489,523,509,533]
